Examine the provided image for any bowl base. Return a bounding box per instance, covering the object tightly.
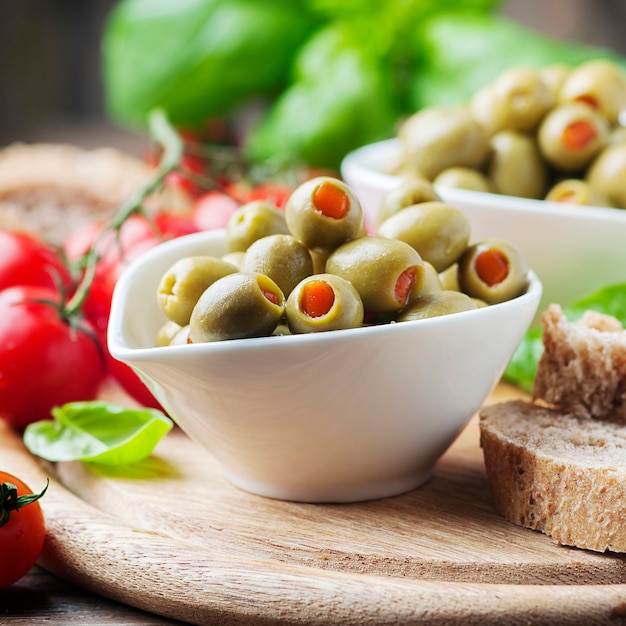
[223,468,435,504]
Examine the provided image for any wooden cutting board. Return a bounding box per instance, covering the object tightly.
[3,382,626,626]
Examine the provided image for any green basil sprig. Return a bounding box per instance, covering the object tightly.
[23,402,174,466]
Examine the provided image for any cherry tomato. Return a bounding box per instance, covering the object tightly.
[0,230,72,292]
[0,286,106,430]
[106,352,164,410]
[153,213,199,239]
[192,191,240,230]
[0,472,47,588]
[165,154,207,198]
[244,181,293,209]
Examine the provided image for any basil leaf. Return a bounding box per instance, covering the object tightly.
[103,0,319,128]
[503,282,626,391]
[411,13,626,111]
[23,402,174,466]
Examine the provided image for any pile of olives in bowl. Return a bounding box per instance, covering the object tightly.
[155,175,530,345]
[390,59,626,209]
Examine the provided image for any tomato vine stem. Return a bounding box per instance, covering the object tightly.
[0,479,49,528]
[65,108,184,317]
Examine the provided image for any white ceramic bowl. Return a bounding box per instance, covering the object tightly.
[342,138,626,316]
[108,229,542,504]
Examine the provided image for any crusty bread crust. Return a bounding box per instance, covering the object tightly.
[0,142,151,243]
[480,400,626,553]
[533,303,626,421]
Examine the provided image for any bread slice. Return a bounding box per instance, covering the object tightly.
[480,400,626,553]
[533,303,626,421]
[0,142,151,243]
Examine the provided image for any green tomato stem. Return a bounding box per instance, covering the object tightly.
[0,479,49,528]
[65,108,184,317]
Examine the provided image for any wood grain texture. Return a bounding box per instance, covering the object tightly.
[3,383,626,626]
[1,566,183,625]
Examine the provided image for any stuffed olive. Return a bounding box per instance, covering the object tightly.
[377,201,470,273]
[538,102,609,172]
[586,141,626,209]
[398,106,489,180]
[156,320,183,347]
[471,67,554,134]
[538,63,571,100]
[189,272,285,342]
[458,239,529,304]
[170,325,191,346]
[487,130,547,199]
[226,200,289,253]
[242,234,313,297]
[398,290,478,322]
[286,273,364,333]
[419,261,443,295]
[285,176,363,251]
[157,255,238,326]
[377,178,441,226]
[326,236,424,313]
[558,59,626,125]
[545,178,610,207]
[433,167,493,193]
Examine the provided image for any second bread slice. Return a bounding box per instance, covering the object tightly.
[480,399,626,553]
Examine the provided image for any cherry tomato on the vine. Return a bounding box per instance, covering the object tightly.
[165,154,207,198]
[0,472,47,588]
[0,230,72,292]
[0,286,106,430]
[243,181,293,209]
[192,191,240,231]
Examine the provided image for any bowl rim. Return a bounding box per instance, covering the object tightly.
[108,227,543,362]
[340,138,626,225]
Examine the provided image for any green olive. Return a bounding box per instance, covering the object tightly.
[189,272,285,343]
[326,236,424,313]
[157,256,238,326]
[558,59,626,124]
[537,102,609,172]
[471,67,554,134]
[398,290,478,322]
[377,201,470,273]
[221,251,245,269]
[286,273,364,333]
[377,178,441,227]
[285,176,363,251]
[544,178,611,207]
[398,106,489,180]
[226,200,288,252]
[170,325,191,345]
[156,320,183,347]
[242,234,313,297]
[586,141,626,209]
[458,239,529,304]
[433,167,493,193]
[439,263,460,292]
[487,130,547,199]
[539,63,571,100]
[419,261,442,295]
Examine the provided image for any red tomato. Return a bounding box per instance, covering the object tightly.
[0,472,47,588]
[0,286,106,430]
[165,154,207,198]
[153,213,199,239]
[0,230,72,292]
[192,191,240,230]
[244,181,293,209]
[106,353,164,410]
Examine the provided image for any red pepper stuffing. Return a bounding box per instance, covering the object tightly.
[312,181,350,219]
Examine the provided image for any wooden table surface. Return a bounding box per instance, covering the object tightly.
[1,566,183,625]
[4,383,626,626]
